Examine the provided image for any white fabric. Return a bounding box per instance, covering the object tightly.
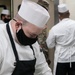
[0,20,5,24]
[46,18,75,75]
[58,4,68,13]
[18,0,50,28]
[0,22,52,75]
[1,9,10,15]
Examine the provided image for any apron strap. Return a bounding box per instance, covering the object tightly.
[29,45,36,58]
[6,23,19,61]
[6,23,36,61]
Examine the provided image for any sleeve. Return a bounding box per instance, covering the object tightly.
[34,51,52,75]
[46,28,56,48]
[0,42,3,70]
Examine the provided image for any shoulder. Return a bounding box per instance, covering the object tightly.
[49,23,60,34]
[0,24,8,47]
[0,20,5,24]
[69,19,75,24]
[0,24,7,36]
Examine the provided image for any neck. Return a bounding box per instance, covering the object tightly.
[61,17,69,20]
[10,19,17,34]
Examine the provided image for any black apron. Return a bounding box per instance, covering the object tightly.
[6,23,36,75]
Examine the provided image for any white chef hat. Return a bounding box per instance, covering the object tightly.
[18,0,50,28]
[58,4,69,13]
[1,9,10,15]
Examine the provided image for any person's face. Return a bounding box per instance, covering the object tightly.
[5,15,10,19]
[15,20,45,45]
[3,15,10,23]
[21,22,44,38]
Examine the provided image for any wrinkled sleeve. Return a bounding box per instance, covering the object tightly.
[34,51,52,75]
[46,29,56,48]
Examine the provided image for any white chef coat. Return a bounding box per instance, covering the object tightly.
[0,20,5,24]
[0,22,52,75]
[46,18,75,75]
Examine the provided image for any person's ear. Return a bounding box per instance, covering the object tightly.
[15,21,23,31]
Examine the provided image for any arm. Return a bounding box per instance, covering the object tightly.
[34,51,52,75]
[46,29,56,48]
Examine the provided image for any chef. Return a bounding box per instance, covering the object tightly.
[0,9,10,24]
[46,3,75,75]
[0,0,52,75]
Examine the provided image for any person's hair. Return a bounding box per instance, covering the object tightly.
[58,11,70,19]
[1,14,6,20]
